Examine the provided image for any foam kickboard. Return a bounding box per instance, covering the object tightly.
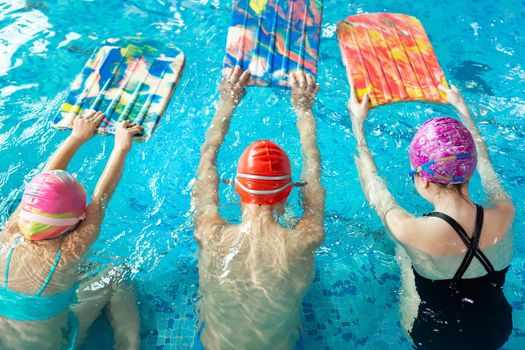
[337,13,448,107]
[53,38,185,141]
[224,0,323,88]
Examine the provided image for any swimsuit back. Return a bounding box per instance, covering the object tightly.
[0,236,77,321]
[424,204,495,279]
[410,205,512,349]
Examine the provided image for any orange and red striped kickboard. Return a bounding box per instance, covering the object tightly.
[337,13,449,108]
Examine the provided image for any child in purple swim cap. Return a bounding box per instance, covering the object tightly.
[0,111,142,349]
[409,116,477,184]
[349,83,514,350]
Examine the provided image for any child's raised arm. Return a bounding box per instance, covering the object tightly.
[44,111,105,171]
[289,71,326,251]
[192,67,249,245]
[63,120,143,259]
[439,84,514,213]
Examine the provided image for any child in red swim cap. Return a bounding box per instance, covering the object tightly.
[234,139,293,205]
[348,83,514,349]
[192,67,325,350]
[0,112,141,349]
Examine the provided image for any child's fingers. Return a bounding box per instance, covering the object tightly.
[313,83,320,95]
[289,71,298,88]
[307,75,317,94]
[92,112,105,123]
[128,124,143,130]
[438,84,448,93]
[82,110,96,119]
[239,70,251,85]
[232,66,242,80]
[306,74,314,88]
[349,83,358,102]
[129,126,144,135]
[297,71,306,87]
[361,94,370,107]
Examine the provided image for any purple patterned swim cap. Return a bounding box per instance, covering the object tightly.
[409,117,477,184]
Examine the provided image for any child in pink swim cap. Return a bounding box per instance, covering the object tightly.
[0,111,143,349]
[18,169,87,240]
[349,84,514,349]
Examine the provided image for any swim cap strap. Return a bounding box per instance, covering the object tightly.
[19,211,85,227]
[410,152,477,183]
[236,174,292,181]
[234,177,293,195]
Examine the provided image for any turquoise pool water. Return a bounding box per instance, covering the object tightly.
[0,0,524,349]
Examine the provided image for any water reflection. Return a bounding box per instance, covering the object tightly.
[0,2,51,76]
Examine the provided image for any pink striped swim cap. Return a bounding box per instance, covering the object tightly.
[409,117,477,184]
[18,170,86,240]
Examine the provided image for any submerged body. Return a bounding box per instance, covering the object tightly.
[0,114,141,350]
[197,214,316,349]
[193,68,325,349]
[0,222,80,350]
[410,267,512,350]
[349,85,515,349]
[402,205,513,349]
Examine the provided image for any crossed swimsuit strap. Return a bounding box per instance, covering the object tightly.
[3,236,63,296]
[424,204,495,280]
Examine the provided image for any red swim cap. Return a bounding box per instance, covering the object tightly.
[234,140,293,205]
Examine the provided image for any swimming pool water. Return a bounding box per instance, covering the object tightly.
[0,0,524,349]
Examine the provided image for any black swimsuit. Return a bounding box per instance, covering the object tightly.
[410,204,512,350]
